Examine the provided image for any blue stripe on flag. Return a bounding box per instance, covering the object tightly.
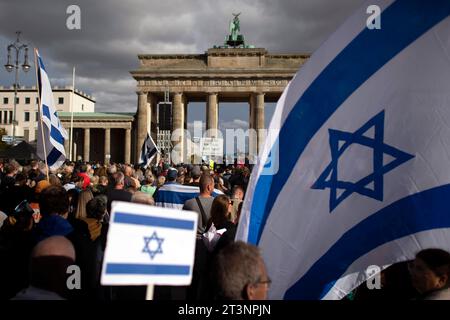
[106,263,190,275]
[248,0,450,244]
[156,190,222,205]
[47,147,62,167]
[50,125,65,145]
[285,184,450,299]
[114,212,195,230]
[38,56,46,71]
[156,190,199,205]
[42,104,51,119]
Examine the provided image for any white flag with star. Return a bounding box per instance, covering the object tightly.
[236,0,450,299]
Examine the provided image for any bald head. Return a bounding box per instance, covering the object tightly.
[32,236,75,261]
[199,174,214,195]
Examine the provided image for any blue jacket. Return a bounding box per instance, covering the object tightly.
[34,215,74,243]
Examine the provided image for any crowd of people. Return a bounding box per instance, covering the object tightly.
[1,158,450,300]
[0,158,267,300]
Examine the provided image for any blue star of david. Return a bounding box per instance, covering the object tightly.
[142,231,164,260]
[312,110,414,213]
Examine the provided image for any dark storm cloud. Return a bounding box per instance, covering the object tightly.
[0,0,364,112]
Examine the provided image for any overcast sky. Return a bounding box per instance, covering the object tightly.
[0,0,364,131]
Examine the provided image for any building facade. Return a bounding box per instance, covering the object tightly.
[0,85,95,142]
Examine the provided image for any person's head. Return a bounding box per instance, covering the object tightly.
[90,175,99,186]
[30,236,76,298]
[75,189,94,219]
[4,163,17,176]
[39,186,69,218]
[409,248,450,295]
[70,174,84,189]
[107,164,117,175]
[145,171,155,185]
[183,174,192,185]
[167,168,178,182]
[80,164,88,173]
[86,197,107,221]
[199,174,215,196]
[128,176,141,193]
[157,175,166,187]
[113,172,125,189]
[30,160,39,170]
[35,180,51,194]
[231,185,245,200]
[124,165,132,177]
[99,175,108,186]
[191,165,201,181]
[63,163,74,174]
[210,195,232,227]
[131,191,155,206]
[212,241,269,300]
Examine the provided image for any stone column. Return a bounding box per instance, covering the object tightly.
[249,94,257,162]
[125,128,131,164]
[206,92,218,137]
[64,137,70,158]
[172,92,185,163]
[136,91,148,162]
[83,128,90,162]
[256,92,265,153]
[184,99,188,130]
[104,128,111,164]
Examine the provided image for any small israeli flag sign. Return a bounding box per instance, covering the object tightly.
[101,201,198,286]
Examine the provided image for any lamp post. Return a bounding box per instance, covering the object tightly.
[4,31,31,146]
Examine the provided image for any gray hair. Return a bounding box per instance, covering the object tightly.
[107,164,117,175]
[114,172,125,186]
[212,241,263,300]
[132,191,155,206]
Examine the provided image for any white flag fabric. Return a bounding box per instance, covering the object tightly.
[236,0,450,299]
[156,182,223,210]
[36,50,68,170]
[139,132,158,168]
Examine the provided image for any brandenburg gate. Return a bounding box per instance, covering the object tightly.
[131,17,309,163]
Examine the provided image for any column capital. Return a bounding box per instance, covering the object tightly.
[136,91,148,96]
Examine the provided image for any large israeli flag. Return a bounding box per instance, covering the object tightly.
[36,49,68,170]
[236,0,450,299]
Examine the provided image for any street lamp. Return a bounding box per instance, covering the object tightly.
[4,31,31,145]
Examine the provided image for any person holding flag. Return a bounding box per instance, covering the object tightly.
[35,49,68,173]
[236,0,450,300]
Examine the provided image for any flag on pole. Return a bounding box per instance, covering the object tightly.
[139,132,159,168]
[236,0,450,299]
[36,50,68,170]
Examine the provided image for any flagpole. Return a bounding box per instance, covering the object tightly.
[34,48,49,182]
[69,66,75,161]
